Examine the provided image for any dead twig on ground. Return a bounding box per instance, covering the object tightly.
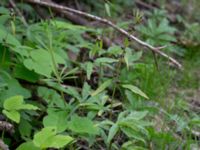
[25,0,182,68]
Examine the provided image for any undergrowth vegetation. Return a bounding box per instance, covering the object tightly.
[0,0,199,149]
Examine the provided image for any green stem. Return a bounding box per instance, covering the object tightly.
[47,30,66,104]
[109,57,122,120]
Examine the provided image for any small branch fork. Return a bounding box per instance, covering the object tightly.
[25,0,182,68]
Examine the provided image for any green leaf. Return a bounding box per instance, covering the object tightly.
[68,115,99,135]
[33,127,56,148]
[122,84,149,99]
[82,82,91,101]
[3,95,24,110]
[107,124,119,144]
[50,20,87,30]
[105,3,111,17]
[3,110,20,123]
[19,119,32,138]
[0,26,21,46]
[14,65,39,83]
[0,79,31,102]
[24,49,65,77]
[121,127,146,144]
[48,135,74,149]
[86,62,93,80]
[3,95,38,110]
[18,104,38,110]
[124,49,143,69]
[33,127,73,149]
[95,57,119,64]
[91,80,112,96]
[43,111,68,133]
[17,141,40,150]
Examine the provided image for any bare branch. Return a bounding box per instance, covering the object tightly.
[25,0,182,68]
[9,0,28,27]
[0,139,9,150]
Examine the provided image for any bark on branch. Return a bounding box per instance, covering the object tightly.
[25,0,182,68]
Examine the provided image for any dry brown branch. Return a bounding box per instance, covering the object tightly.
[0,121,14,135]
[25,0,182,68]
[0,139,9,150]
[9,0,28,27]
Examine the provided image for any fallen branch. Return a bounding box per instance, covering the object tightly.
[0,139,9,150]
[0,121,14,135]
[9,0,28,27]
[25,0,182,68]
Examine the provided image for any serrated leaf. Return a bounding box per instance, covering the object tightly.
[91,79,112,96]
[122,84,149,99]
[3,110,20,123]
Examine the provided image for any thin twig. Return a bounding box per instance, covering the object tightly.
[0,139,9,150]
[9,0,28,27]
[25,0,182,68]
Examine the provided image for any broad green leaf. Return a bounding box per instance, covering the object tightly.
[0,79,31,102]
[91,80,112,96]
[95,57,119,64]
[68,115,99,135]
[3,95,24,110]
[14,65,39,83]
[121,127,146,144]
[37,86,65,108]
[3,95,38,111]
[48,135,74,148]
[19,119,32,138]
[0,7,10,15]
[65,86,81,101]
[33,127,73,149]
[33,127,56,148]
[43,111,68,133]
[122,84,149,99]
[17,141,40,150]
[86,62,93,80]
[3,110,20,123]
[24,49,65,77]
[0,27,21,46]
[107,124,119,144]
